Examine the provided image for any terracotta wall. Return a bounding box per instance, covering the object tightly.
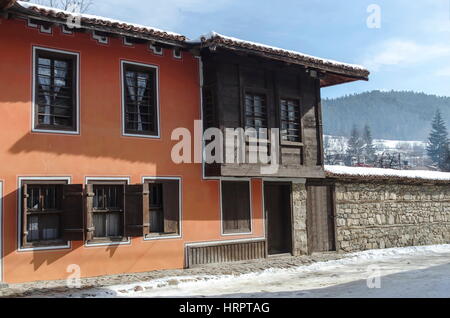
[0,18,265,283]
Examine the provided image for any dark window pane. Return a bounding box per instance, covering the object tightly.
[280,99,301,142]
[124,64,157,136]
[35,50,76,131]
[245,93,267,134]
[24,184,63,243]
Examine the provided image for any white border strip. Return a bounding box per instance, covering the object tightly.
[17,177,72,252]
[120,60,161,139]
[220,178,253,236]
[142,176,183,241]
[84,177,131,247]
[32,46,80,135]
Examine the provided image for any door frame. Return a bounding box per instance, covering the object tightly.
[263,181,294,256]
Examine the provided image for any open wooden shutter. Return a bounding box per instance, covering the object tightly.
[22,184,29,246]
[61,184,84,241]
[162,180,180,234]
[124,184,148,237]
[85,184,95,241]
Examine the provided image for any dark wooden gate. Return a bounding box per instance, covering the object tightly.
[264,182,292,255]
[307,184,336,253]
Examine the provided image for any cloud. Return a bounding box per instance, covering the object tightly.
[361,39,450,71]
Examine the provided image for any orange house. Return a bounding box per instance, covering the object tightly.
[0,1,369,284]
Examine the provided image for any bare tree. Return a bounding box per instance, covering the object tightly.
[24,0,93,13]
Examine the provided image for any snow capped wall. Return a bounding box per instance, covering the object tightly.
[326,165,450,182]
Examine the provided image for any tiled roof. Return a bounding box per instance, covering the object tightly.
[14,1,186,43]
[194,32,369,80]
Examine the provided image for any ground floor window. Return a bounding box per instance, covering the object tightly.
[86,181,126,243]
[221,180,251,234]
[21,179,84,248]
[145,179,180,237]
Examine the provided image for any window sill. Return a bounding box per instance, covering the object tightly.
[145,233,181,240]
[222,230,252,236]
[21,240,69,250]
[122,132,160,139]
[32,128,79,135]
[86,237,130,246]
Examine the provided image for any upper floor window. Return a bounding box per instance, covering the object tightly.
[33,48,79,133]
[280,98,301,143]
[122,62,159,138]
[244,92,268,134]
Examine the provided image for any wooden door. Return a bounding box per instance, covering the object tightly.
[307,184,336,253]
[264,182,292,255]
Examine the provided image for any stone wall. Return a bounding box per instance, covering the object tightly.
[292,182,308,255]
[334,182,450,252]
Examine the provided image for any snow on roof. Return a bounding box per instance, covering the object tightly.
[193,31,369,78]
[16,1,186,42]
[12,2,369,80]
[325,165,450,182]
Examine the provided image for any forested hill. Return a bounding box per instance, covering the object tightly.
[322,91,450,141]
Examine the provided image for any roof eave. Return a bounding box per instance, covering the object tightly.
[198,41,369,86]
[8,2,187,47]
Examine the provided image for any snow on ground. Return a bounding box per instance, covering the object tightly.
[325,165,450,180]
[48,245,450,298]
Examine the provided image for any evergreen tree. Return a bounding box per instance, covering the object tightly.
[426,109,449,170]
[346,125,364,165]
[362,124,376,164]
[440,145,450,172]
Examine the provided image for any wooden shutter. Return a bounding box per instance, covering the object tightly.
[61,184,84,241]
[85,184,95,241]
[22,184,29,246]
[124,184,148,237]
[222,181,251,233]
[162,180,180,234]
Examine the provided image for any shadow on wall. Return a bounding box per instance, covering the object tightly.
[8,132,181,165]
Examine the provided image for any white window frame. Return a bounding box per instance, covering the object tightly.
[173,48,182,59]
[142,176,183,241]
[32,46,80,135]
[121,60,161,139]
[220,178,253,236]
[149,44,163,56]
[17,177,72,252]
[92,31,109,44]
[84,177,131,247]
